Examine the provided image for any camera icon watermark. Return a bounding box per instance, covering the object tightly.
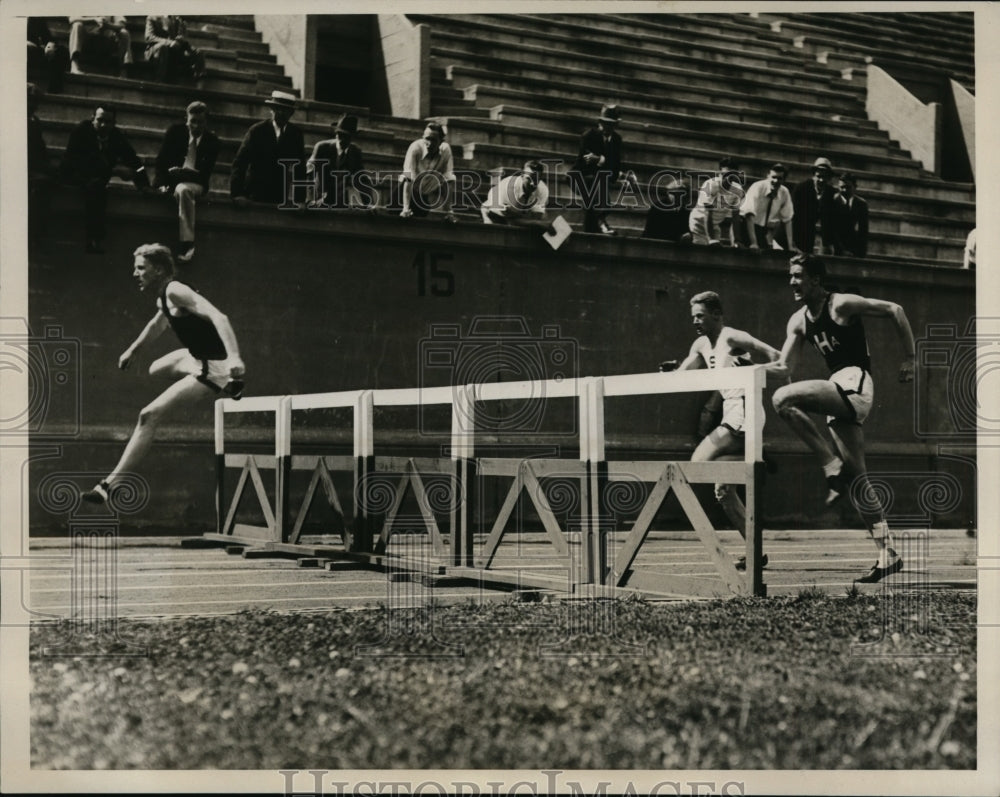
[418,316,578,437]
[0,318,82,438]
[914,318,1000,438]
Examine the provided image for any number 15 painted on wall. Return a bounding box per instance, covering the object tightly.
[413,252,455,297]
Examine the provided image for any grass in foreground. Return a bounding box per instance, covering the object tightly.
[30,591,975,770]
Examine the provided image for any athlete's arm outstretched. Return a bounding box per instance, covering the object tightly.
[724,328,780,364]
[119,311,169,370]
[833,293,915,382]
[677,338,708,371]
[165,283,246,378]
[766,313,805,381]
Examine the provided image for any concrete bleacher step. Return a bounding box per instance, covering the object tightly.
[529,11,792,55]
[453,67,858,126]
[453,107,914,165]
[484,92,882,141]
[190,14,257,30]
[424,17,822,83]
[797,12,974,56]
[415,12,789,67]
[485,104,909,163]
[429,41,859,106]
[51,74,372,128]
[749,13,974,86]
[439,117,923,182]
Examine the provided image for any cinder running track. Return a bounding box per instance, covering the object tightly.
[27,528,977,619]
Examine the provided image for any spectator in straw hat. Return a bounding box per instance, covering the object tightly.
[307,113,367,208]
[231,89,305,206]
[792,156,838,254]
[570,103,636,235]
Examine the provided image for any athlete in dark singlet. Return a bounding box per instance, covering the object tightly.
[82,243,245,503]
[770,254,915,583]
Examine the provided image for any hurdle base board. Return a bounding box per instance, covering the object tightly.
[617,568,750,599]
[199,526,274,546]
[179,537,231,549]
[444,565,571,593]
[258,541,349,558]
[322,550,448,575]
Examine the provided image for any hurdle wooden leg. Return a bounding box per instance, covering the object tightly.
[352,454,375,553]
[745,461,766,597]
[583,459,609,585]
[450,456,474,567]
[214,401,225,536]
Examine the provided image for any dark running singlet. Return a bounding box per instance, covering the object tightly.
[803,293,871,374]
[159,281,227,360]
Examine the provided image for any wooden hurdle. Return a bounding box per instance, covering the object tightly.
[196,365,767,598]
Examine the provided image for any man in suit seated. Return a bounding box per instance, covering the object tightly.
[230,90,306,208]
[68,16,133,77]
[307,114,367,208]
[154,101,220,263]
[831,172,869,258]
[145,15,206,83]
[60,103,149,253]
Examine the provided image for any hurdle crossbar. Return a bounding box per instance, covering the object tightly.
[204,366,767,598]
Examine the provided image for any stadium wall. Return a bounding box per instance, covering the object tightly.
[27,195,976,534]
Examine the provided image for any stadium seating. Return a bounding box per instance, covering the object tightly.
[32,12,975,265]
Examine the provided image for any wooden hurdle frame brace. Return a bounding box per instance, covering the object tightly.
[201,367,766,598]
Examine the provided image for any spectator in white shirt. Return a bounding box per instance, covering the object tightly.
[689,156,744,246]
[400,122,456,222]
[481,161,549,225]
[740,163,795,251]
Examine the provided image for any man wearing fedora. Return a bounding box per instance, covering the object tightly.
[231,89,305,207]
[307,114,366,208]
[792,156,838,254]
[154,101,220,263]
[570,104,629,235]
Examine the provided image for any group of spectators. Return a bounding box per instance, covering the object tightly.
[643,154,870,258]
[29,33,970,267]
[27,15,205,91]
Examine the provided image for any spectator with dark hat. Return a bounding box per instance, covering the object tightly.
[230,90,306,207]
[154,101,220,263]
[570,103,630,235]
[792,156,838,254]
[307,114,366,208]
[60,103,149,253]
[830,172,869,258]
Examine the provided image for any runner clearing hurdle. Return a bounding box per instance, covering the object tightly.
[770,254,915,583]
[82,243,245,503]
[669,291,780,570]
